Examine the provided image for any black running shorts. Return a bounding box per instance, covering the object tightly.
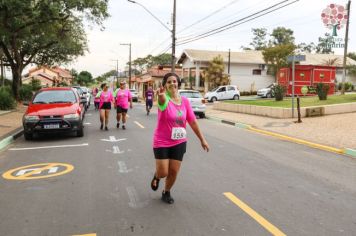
[100,102,111,110]
[153,142,187,161]
[116,106,128,113]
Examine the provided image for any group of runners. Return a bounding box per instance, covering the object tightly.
[93,73,209,204]
[93,81,154,130]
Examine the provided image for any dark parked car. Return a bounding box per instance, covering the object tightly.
[22,87,86,140]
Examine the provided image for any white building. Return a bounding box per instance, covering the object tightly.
[177,49,356,93]
[177,49,274,93]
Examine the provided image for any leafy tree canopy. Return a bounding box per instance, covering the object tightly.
[0,0,109,99]
[250,28,268,50]
[76,71,93,86]
[270,27,295,46]
[131,53,172,73]
[262,44,296,79]
[203,55,230,90]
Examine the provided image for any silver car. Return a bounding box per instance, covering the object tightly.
[129,89,139,102]
[179,90,206,118]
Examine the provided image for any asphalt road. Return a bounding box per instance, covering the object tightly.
[0,102,355,236]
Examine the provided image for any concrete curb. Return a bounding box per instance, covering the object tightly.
[344,148,356,158]
[206,115,354,157]
[0,128,23,152]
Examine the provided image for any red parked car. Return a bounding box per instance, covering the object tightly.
[22,87,86,140]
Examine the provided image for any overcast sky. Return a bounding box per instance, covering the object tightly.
[69,0,355,77]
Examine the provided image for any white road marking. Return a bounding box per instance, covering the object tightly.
[84,122,91,125]
[113,146,124,154]
[86,114,92,116]
[10,143,89,151]
[16,166,59,176]
[126,186,149,209]
[134,121,145,129]
[126,186,139,208]
[118,161,132,173]
[100,136,127,142]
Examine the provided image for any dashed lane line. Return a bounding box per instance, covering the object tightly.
[134,121,145,129]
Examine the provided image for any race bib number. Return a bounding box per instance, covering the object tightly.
[147,95,152,100]
[171,127,187,140]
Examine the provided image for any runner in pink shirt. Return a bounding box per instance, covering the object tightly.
[98,83,114,131]
[114,81,132,130]
[150,73,209,204]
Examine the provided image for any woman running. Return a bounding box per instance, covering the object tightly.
[114,81,132,130]
[150,72,209,204]
[98,83,114,130]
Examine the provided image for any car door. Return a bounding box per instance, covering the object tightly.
[217,86,226,100]
[227,86,236,99]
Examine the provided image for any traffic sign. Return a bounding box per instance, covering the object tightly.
[2,163,74,180]
[287,55,306,62]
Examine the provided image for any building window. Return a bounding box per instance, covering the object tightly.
[252,69,262,75]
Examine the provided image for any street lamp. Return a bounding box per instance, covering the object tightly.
[127,0,176,73]
[120,43,132,89]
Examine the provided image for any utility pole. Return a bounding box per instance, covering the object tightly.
[341,0,351,95]
[171,0,176,73]
[0,58,3,87]
[228,49,231,76]
[120,43,132,89]
[127,0,176,72]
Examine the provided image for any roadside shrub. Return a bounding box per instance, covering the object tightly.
[316,83,329,100]
[19,84,33,101]
[240,91,257,96]
[337,82,354,91]
[0,87,15,110]
[29,78,42,91]
[273,84,286,101]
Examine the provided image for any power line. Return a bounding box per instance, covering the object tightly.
[177,0,240,34]
[176,0,299,46]
[177,0,269,40]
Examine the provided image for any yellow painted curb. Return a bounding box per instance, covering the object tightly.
[248,127,344,154]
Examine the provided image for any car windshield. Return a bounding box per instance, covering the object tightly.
[32,90,77,104]
[180,91,202,98]
[210,87,219,92]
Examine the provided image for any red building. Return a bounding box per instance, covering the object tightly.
[278,65,336,96]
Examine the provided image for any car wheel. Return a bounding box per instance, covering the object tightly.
[211,97,217,102]
[76,124,84,137]
[199,113,205,119]
[24,132,33,140]
[233,95,239,100]
[266,93,272,98]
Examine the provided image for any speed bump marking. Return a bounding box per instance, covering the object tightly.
[2,163,74,180]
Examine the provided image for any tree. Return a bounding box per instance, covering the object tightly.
[250,28,267,50]
[297,42,316,53]
[270,27,295,46]
[76,71,93,86]
[0,0,109,100]
[203,55,230,90]
[348,52,356,61]
[131,53,172,73]
[262,44,296,79]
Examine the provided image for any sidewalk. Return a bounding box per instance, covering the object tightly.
[0,105,26,150]
[205,105,356,155]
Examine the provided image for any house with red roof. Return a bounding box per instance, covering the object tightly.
[22,66,74,87]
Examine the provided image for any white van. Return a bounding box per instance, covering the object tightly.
[204,85,240,102]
